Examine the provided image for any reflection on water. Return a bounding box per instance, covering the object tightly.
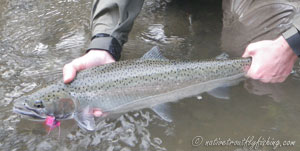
[140,24,185,48]
[1,0,300,150]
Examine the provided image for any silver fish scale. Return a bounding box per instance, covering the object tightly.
[64,58,251,112]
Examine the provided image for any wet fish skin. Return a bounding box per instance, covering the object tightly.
[69,58,251,113]
[13,47,251,131]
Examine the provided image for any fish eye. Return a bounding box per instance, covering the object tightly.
[34,100,44,108]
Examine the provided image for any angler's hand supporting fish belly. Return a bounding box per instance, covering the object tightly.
[243,36,298,83]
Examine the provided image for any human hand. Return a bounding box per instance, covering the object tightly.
[242,36,298,83]
[63,50,115,84]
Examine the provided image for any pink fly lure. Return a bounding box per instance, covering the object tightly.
[45,116,61,136]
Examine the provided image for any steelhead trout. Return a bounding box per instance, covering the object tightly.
[13,47,251,131]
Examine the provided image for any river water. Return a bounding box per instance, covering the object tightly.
[1,0,300,151]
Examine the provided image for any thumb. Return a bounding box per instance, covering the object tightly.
[63,63,76,84]
[63,57,87,84]
[242,43,257,58]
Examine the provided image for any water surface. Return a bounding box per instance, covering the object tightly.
[1,0,300,151]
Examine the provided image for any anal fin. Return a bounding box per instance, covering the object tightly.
[152,103,173,122]
[207,87,230,100]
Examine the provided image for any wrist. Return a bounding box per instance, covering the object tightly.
[276,36,298,59]
[86,33,122,61]
[88,50,115,64]
[282,27,300,57]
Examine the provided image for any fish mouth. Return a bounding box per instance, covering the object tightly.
[13,101,46,120]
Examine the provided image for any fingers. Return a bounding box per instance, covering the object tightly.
[63,63,76,84]
[63,57,86,84]
[243,41,274,78]
[93,109,103,117]
[242,43,258,79]
[63,50,116,84]
[243,47,258,79]
[245,57,268,80]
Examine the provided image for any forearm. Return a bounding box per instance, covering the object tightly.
[88,0,144,61]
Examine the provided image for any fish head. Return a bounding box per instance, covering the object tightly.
[13,87,75,120]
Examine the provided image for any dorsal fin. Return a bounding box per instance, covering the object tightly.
[140,46,168,60]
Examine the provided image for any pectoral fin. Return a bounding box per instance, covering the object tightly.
[152,103,173,122]
[74,106,96,131]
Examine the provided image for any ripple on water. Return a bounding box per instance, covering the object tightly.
[54,111,170,151]
[1,109,171,150]
[140,24,185,45]
[32,43,49,55]
[1,69,16,79]
[292,62,300,81]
